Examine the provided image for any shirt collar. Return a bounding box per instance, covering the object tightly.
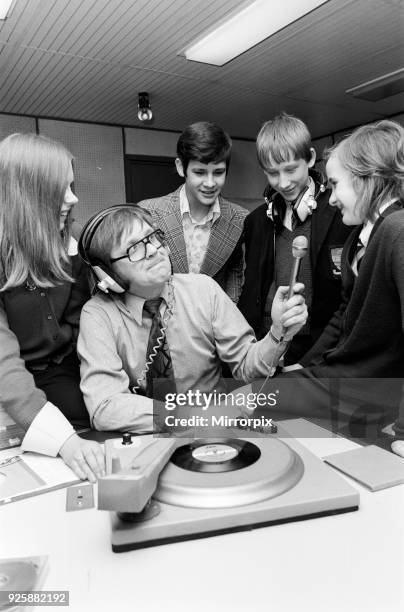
[115,293,145,325]
[307,176,315,196]
[359,199,399,247]
[179,185,221,224]
[67,237,78,256]
[284,176,315,209]
[117,280,172,325]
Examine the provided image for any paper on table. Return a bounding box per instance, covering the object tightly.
[0,450,80,505]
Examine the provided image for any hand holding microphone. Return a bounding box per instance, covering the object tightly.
[271,236,308,342]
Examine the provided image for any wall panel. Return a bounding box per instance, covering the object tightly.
[0,113,36,140]
[224,139,266,201]
[312,135,333,160]
[391,113,403,126]
[38,119,125,224]
[125,127,178,157]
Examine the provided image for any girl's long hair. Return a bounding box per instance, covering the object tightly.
[0,133,75,290]
[327,120,404,223]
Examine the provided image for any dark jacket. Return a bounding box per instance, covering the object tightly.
[301,202,404,378]
[288,203,404,428]
[238,172,352,360]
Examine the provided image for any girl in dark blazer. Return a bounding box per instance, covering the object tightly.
[300,120,404,379]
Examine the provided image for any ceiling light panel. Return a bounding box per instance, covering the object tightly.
[183,0,329,66]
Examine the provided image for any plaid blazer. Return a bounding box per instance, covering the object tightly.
[138,187,247,302]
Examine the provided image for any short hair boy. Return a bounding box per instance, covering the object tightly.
[138,121,247,302]
[238,112,352,364]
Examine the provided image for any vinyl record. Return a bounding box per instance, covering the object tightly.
[155,436,305,509]
[171,439,260,473]
[0,560,38,592]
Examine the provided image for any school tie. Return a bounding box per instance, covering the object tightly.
[351,238,365,277]
[143,298,176,400]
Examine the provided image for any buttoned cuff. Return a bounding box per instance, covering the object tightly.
[21,402,76,456]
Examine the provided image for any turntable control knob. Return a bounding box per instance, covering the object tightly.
[122,433,133,445]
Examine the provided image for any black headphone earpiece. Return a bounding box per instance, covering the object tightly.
[78,205,136,294]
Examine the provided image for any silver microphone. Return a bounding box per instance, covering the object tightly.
[287,236,308,299]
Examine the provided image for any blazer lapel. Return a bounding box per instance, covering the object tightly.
[343,225,361,292]
[310,194,338,265]
[153,188,189,273]
[200,199,243,278]
[342,205,401,286]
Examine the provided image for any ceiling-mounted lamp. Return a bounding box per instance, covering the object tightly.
[137,92,153,122]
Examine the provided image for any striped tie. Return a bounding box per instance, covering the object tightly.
[351,239,365,277]
[143,298,176,400]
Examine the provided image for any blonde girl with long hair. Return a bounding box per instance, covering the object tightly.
[0,132,104,481]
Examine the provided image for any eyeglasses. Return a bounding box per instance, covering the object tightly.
[110,229,166,263]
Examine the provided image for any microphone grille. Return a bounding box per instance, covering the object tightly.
[292,235,308,259]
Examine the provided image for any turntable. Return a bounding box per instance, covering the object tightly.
[98,422,359,553]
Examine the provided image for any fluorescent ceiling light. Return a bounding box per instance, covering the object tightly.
[183,0,329,66]
[345,68,404,102]
[0,0,13,20]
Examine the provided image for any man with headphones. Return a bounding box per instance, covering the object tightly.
[77,204,307,432]
[238,113,352,365]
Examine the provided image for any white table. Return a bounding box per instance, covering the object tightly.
[1,420,403,612]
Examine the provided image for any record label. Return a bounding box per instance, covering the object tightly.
[171,439,261,473]
[191,443,238,463]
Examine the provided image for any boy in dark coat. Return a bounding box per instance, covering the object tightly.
[238,113,352,364]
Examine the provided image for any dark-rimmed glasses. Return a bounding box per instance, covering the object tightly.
[110,229,166,263]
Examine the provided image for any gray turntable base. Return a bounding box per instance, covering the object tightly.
[110,422,359,552]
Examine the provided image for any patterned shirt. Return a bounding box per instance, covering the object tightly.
[179,185,221,273]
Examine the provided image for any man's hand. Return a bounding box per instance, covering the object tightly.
[59,434,105,483]
[271,283,307,341]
